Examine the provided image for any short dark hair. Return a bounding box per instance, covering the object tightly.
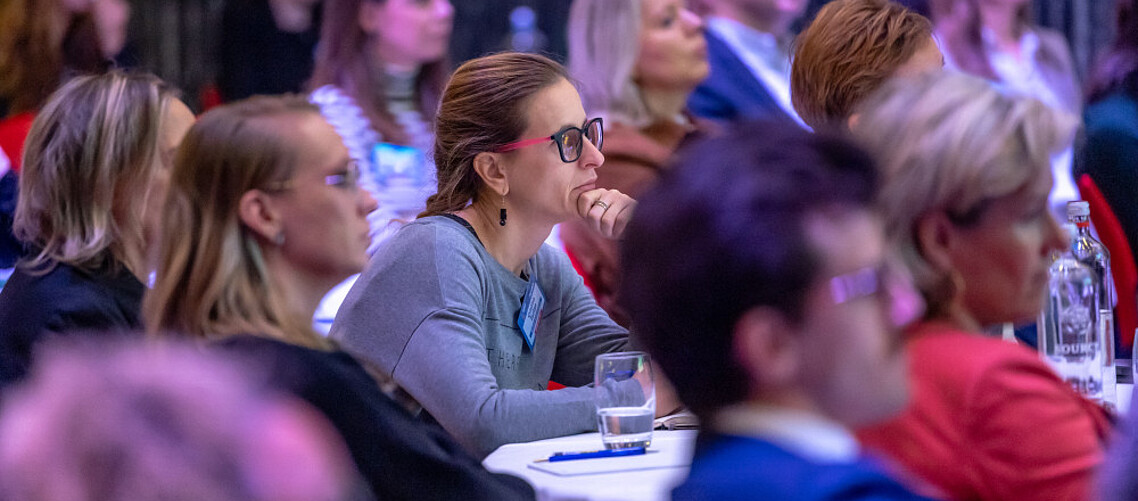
[619,121,879,418]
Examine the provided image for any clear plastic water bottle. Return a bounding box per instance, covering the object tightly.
[1067,201,1117,407]
[1040,255,1103,401]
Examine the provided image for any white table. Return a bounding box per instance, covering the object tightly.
[483,430,697,501]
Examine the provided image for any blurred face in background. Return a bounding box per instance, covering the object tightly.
[735,0,808,35]
[91,0,130,58]
[360,0,454,70]
[143,99,195,256]
[635,0,709,94]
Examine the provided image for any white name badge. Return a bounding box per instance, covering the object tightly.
[517,278,545,351]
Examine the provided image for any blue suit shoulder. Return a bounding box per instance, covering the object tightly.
[688,30,792,124]
[673,433,931,501]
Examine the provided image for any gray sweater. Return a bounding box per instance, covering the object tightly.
[330,216,630,457]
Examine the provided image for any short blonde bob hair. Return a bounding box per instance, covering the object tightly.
[14,71,177,275]
[853,71,1076,316]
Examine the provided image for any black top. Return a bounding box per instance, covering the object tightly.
[217,0,320,102]
[0,259,144,388]
[215,335,535,501]
[0,170,20,268]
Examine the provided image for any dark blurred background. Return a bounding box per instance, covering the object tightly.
[131,0,1116,112]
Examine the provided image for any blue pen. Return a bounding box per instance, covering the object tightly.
[544,446,647,462]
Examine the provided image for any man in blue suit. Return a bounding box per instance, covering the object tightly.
[687,0,808,126]
[621,121,935,500]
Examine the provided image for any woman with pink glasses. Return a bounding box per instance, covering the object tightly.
[331,53,679,459]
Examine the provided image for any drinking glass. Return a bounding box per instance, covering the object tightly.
[594,351,655,449]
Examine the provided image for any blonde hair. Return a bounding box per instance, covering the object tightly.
[854,72,1076,315]
[567,0,652,126]
[144,95,332,350]
[14,71,175,276]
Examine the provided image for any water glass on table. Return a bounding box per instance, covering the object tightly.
[594,351,656,449]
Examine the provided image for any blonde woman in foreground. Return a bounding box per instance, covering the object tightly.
[853,71,1111,500]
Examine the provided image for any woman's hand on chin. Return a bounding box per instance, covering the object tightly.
[577,188,636,239]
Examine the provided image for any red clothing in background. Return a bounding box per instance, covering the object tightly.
[0,112,35,172]
[857,321,1111,501]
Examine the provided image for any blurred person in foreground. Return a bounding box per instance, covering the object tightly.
[560,0,710,326]
[0,71,194,389]
[0,339,362,501]
[853,71,1111,500]
[144,95,534,499]
[790,0,942,131]
[621,120,930,500]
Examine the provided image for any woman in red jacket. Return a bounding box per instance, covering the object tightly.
[853,71,1110,501]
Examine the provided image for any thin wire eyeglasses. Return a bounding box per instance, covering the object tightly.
[494,117,604,163]
[266,159,361,192]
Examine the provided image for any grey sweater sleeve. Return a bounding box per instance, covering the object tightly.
[332,218,630,458]
[542,246,631,387]
[395,306,603,458]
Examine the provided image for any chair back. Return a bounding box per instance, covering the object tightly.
[1077,173,1138,354]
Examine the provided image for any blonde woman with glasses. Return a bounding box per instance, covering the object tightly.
[144,95,533,500]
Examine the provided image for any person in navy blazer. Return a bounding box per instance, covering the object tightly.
[621,121,936,500]
[686,0,807,124]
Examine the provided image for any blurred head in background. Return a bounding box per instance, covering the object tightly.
[790,0,941,130]
[568,0,708,127]
[14,70,192,280]
[308,0,453,145]
[853,71,1073,328]
[0,0,130,116]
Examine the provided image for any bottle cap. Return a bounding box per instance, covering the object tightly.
[1067,200,1090,219]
